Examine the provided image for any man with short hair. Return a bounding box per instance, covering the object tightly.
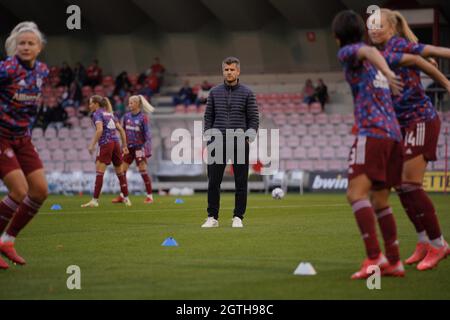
[202,57,259,228]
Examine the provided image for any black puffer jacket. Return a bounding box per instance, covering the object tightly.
[204,81,259,139]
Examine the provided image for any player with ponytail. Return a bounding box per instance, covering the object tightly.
[81,95,132,208]
[112,95,155,204]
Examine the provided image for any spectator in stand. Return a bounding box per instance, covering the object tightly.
[36,97,67,130]
[174,80,195,106]
[59,62,73,87]
[112,95,126,118]
[86,59,103,87]
[195,80,213,107]
[150,57,165,89]
[68,79,82,106]
[314,78,329,111]
[302,79,316,104]
[73,62,87,86]
[114,71,132,97]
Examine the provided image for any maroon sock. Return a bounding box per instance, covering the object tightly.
[117,173,129,197]
[397,183,425,233]
[408,187,442,241]
[375,207,400,264]
[140,171,153,195]
[351,199,381,260]
[6,196,42,237]
[0,196,20,234]
[94,171,104,199]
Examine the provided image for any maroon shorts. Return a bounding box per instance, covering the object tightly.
[0,136,44,179]
[96,141,123,166]
[123,146,147,166]
[402,117,441,162]
[348,136,404,190]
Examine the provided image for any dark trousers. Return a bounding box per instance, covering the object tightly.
[207,138,249,220]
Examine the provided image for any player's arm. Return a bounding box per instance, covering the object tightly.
[420,45,450,60]
[115,122,129,155]
[399,54,450,93]
[356,46,403,95]
[88,122,103,154]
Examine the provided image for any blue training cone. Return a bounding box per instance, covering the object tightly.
[175,198,184,204]
[51,204,62,211]
[162,237,178,247]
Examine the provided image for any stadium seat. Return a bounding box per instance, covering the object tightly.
[281,125,294,136]
[308,124,321,136]
[315,113,328,125]
[329,135,342,147]
[71,127,83,139]
[302,113,314,125]
[322,124,335,136]
[45,127,57,139]
[337,123,351,136]
[287,115,301,126]
[313,160,328,171]
[82,161,96,173]
[287,135,300,147]
[329,113,342,125]
[321,146,335,159]
[65,149,79,161]
[58,127,70,139]
[307,146,321,159]
[40,149,51,161]
[293,146,307,159]
[33,138,47,150]
[298,160,313,171]
[32,128,44,139]
[80,117,92,129]
[74,138,88,150]
[286,160,300,170]
[309,103,322,114]
[52,149,65,161]
[47,138,61,150]
[296,124,308,136]
[343,135,355,147]
[67,117,80,128]
[336,146,350,159]
[280,147,293,159]
[301,136,314,147]
[315,136,328,147]
[328,160,344,171]
[343,113,354,125]
[296,103,309,114]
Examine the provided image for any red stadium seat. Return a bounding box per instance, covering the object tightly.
[293,146,307,160]
[308,124,321,136]
[314,136,328,147]
[321,146,335,159]
[309,103,322,114]
[329,113,343,125]
[307,146,320,159]
[298,160,313,171]
[313,160,328,171]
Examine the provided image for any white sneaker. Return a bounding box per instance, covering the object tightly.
[123,197,132,207]
[201,217,219,228]
[232,217,243,228]
[81,199,99,208]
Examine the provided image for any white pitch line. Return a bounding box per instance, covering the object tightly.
[39,203,348,216]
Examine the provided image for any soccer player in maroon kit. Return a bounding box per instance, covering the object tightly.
[368,9,450,271]
[81,95,132,208]
[112,95,155,204]
[333,11,407,279]
[0,22,49,269]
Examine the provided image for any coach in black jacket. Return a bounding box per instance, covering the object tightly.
[202,57,259,228]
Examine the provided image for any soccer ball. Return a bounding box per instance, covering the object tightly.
[272,188,285,200]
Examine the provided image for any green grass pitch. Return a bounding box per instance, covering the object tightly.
[1,193,449,300]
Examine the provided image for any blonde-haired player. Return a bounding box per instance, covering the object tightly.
[112,95,155,204]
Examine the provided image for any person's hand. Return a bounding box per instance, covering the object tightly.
[386,71,403,96]
[122,146,129,155]
[88,144,95,155]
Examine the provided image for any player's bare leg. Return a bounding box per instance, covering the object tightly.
[347,174,389,280]
[0,169,48,265]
